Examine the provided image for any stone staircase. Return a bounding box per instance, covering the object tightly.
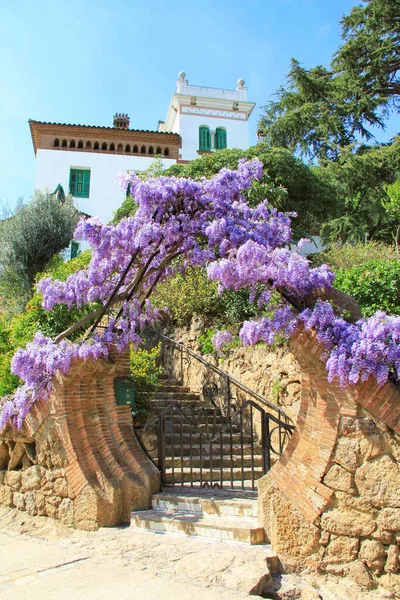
[135,374,265,489]
[131,487,270,546]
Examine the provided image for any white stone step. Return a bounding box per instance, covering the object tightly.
[130,508,265,545]
[152,490,258,518]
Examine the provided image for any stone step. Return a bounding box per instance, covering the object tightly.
[164,454,263,469]
[164,432,254,444]
[164,466,264,484]
[139,391,202,401]
[137,384,192,394]
[130,508,265,545]
[163,443,263,455]
[152,490,258,517]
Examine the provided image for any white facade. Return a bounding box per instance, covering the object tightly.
[34,149,175,224]
[31,74,256,236]
[159,74,255,162]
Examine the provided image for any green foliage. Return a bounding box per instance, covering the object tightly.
[9,251,94,348]
[383,178,400,253]
[221,289,258,325]
[333,0,400,114]
[152,267,221,326]
[318,140,400,244]
[129,343,162,417]
[334,259,400,317]
[198,328,241,356]
[198,329,218,355]
[0,318,20,396]
[0,190,79,313]
[0,252,94,397]
[115,145,338,237]
[259,0,400,163]
[313,241,397,270]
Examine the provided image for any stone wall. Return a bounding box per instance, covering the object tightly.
[258,325,400,596]
[166,316,400,594]
[0,347,159,530]
[165,317,302,423]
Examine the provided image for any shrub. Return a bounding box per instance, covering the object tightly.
[313,241,397,270]
[152,267,222,326]
[334,259,400,317]
[130,343,162,417]
[0,251,94,397]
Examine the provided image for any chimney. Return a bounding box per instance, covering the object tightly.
[113,113,130,129]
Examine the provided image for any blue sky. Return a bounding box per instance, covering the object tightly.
[0,0,399,206]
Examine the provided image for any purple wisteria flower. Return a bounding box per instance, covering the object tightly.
[1,158,399,429]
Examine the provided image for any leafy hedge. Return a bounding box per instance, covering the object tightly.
[0,251,94,396]
[334,259,400,317]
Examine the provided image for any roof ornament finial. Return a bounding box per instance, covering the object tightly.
[237,78,245,88]
[178,71,186,80]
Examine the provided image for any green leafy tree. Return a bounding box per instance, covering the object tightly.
[115,145,338,237]
[0,251,95,396]
[259,0,400,163]
[334,259,400,316]
[318,139,400,244]
[258,60,381,163]
[382,178,400,255]
[0,190,79,312]
[333,0,400,114]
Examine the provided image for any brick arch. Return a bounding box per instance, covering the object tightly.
[0,347,159,529]
[262,288,400,522]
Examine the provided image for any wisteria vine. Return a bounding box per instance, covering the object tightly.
[1,158,399,430]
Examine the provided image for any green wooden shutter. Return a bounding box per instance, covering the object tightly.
[215,128,227,149]
[82,170,90,198]
[69,169,90,197]
[70,241,79,259]
[199,126,211,151]
[69,169,77,195]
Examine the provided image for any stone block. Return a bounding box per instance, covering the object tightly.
[333,437,360,472]
[21,465,42,492]
[322,535,359,564]
[24,492,37,516]
[385,545,400,574]
[58,498,74,527]
[378,508,400,531]
[355,455,400,508]
[359,539,386,573]
[54,477,68,498]
[4,470,21,491]
[321,507,376,537]
[45,503,58,519]
[348,560,374,589]
[0,442,9,469]
[0,484,13,507]
[359,434,385,461]
[324,464,354,493]
[13,491,26,511]
[379,573,400,597]
[35,491,46,515]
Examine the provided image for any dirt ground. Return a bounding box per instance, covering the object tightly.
[0,507,397,600]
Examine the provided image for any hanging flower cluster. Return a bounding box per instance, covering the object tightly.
[1,158,399,430]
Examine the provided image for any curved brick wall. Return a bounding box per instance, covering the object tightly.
[0,347,159,529]
[258,292,400,591]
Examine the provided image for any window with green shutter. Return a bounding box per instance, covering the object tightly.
[199,126,211,151]
[70,241,80,259]
[69,168,90,198]
[215,128,227,150]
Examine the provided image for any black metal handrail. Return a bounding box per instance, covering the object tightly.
[153,330,295,430]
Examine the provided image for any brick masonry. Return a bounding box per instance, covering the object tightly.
[0,347,159,529]
[258,290,400,592]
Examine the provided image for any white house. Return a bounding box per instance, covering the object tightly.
[158,72,255,161]
[29,73,256,255]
